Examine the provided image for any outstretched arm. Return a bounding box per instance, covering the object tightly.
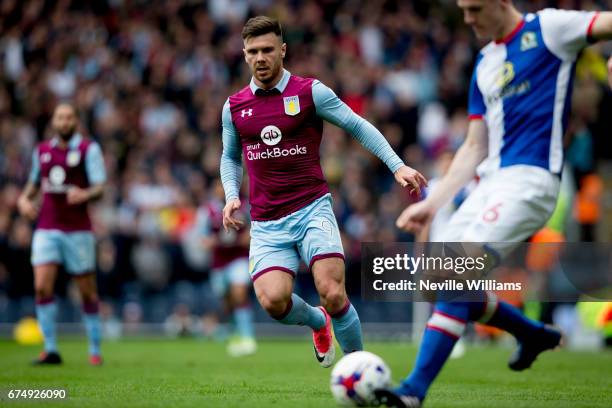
[312,80,427,194]
[220,99,245,232]
[396,119,488,233]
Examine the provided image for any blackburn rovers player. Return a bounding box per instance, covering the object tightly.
[377,1,612,407]
[17,103,106,366]
[221,16,426,367]
[199,179,255,356]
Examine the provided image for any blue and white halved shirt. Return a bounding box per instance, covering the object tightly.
[469,8,599,176]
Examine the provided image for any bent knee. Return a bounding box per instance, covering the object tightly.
[319,284,347,313]
[257,291,291,318]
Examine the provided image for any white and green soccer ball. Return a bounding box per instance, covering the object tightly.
[330,351,392,406]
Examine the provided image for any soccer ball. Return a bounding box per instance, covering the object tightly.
[13,317,43,345]
[330,351,392,406]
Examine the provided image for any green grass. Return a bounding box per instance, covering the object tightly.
[0,339,611,407]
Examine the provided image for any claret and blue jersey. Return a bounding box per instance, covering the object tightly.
[469,8,599,176]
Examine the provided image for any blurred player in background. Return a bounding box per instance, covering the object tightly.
[378,1,612,407]
[221,16,427,367]
[17,103,106,366]
[198,179,255,356]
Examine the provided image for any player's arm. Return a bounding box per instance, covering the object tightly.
[311,81,427,195]
[220,99,245,232]
[588,12,612,88]
[18,148,41,220]
[396,120,488,233]
[67,142,106,205]
[588,11,612,41]
[422,120,487,210]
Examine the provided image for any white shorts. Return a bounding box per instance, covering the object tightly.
[441,165,560,256]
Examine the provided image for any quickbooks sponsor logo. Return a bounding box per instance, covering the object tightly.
[260,125,282,146]
[247,145,307,160]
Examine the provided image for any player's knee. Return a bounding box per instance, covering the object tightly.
[257,291,290,317]
[81,292,99,305]
[319,283,346,313]
[34,285,53,301]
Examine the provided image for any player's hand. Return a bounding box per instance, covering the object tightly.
[17,197,39,221]
[66,187,90,205]
[608,56,612,90]
[394,165,428,197]
[396,199,435,234]
[223,198,244,232]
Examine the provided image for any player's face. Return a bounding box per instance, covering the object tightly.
[243,33,286,86]
[457,0,504,39]
[52,104,78,140]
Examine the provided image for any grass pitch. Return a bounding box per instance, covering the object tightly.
[1,338,611,407]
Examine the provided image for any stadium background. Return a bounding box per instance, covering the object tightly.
[0,0,611,343]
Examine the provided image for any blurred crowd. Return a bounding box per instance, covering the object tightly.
[1,0,612,327]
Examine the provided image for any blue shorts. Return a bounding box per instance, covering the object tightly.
[249,193,344,281]
[31,229,96,275]
[210,257,251,298]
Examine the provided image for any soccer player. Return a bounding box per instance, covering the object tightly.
[220,16,427,367]
[376,2,612,406]
[198,179,256,356]
[17,103,106,366]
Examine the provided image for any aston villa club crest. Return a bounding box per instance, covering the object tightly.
[283,96,300,116]
[66,150,81,167]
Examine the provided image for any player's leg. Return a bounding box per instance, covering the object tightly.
[460,168,562,370]
[64,231,102,365]
[381,168,561,405]
[379,180,488,405]
[31,230,62,365]
[225,258,256,356]
[253,270,325,329]
[73,273,102,365]
[33,264,62,364]
[253,268,332,367]
[296,194,361,364]
[249,216,325,330]
[311,257,362,354]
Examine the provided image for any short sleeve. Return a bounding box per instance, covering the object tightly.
[85,142,107,185]
[539,8,598,61]
[468,62,486,120]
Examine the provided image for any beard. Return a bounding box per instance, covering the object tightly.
[57,127,76,141]
[254,64,279,84]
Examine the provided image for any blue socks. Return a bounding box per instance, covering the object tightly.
[82,301,101,356]
[272,295,363,354]
[400,292,545,402]
[234,305,255,338]
[399,303,468,400]
[484,299,544,341]
[275,294,326,330]
[36,297,58,352]
[331,301,363,354]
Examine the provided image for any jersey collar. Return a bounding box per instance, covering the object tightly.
[249,69,291,95]
[495,18,525,44]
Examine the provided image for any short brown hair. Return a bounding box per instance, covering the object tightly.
[242,16,283,40]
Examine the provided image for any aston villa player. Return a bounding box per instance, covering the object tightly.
[18,103,106,366]
[220,16,427,367]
